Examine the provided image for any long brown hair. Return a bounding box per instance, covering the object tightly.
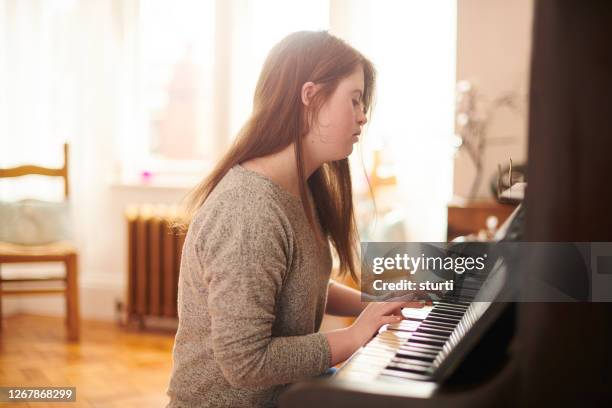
[185,31,376,283]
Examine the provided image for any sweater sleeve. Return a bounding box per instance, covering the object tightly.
[198,192,331,389]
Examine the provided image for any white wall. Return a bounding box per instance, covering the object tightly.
[453,0,533,199]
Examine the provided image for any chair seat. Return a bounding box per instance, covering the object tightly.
[0,240,77,262]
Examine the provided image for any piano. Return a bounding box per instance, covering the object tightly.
[279,206,524,408]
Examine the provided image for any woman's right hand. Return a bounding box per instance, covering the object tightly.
[324,297,426,366]
[348,300,425,347]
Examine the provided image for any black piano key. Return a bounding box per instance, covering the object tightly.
[428,311,462,320]
[423,316,460,325]
[395,350,436,362]
[430,308,463,315]
[407,331,449,341]
[432,307,467,315]
[422,315,458,324]
[432,308,465,319]
[409,343,443,355]
[408,336,446,347]
[425,315,461,325]
[420,321,457,330]
[416,326,453,336]
[425,320,459,328]
[419,316,459,331]
[398,346,439,357]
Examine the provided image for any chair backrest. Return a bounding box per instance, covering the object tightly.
[0,143,69,198]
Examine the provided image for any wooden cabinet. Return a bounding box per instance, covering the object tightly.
[447,199,517,241]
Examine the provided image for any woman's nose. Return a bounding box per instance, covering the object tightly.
[358,111,367,126]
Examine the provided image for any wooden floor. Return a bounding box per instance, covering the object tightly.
[0,314,352,408]
[0,314,175,408]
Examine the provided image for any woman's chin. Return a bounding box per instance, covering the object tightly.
[326,145,354,161]
[345,144,354,157]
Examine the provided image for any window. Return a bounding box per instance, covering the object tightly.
[139,0,215,161]
[122,0,329,186]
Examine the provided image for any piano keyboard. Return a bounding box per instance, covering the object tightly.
[280,225,522,407]
[335,276,492,385]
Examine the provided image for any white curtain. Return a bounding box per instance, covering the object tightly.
[0,0,140,195]
[1,0,79,200]
[0,0,140,283]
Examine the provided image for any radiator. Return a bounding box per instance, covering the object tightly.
[125,204,187,325]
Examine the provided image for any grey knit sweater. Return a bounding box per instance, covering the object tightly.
[166,164,333,408]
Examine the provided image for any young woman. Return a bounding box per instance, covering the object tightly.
[166,31,420,408]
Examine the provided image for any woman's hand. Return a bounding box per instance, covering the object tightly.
[324,295,426,366]
[348,299,425,347]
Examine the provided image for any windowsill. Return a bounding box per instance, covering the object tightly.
[109,172,204,191]
[109,180,196,191]
[111,158,212,191]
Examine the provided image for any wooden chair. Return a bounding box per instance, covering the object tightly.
[0,143,79,341]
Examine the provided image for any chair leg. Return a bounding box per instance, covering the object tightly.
[65,254,80,341]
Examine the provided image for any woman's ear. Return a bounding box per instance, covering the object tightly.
[301,81,318,106]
